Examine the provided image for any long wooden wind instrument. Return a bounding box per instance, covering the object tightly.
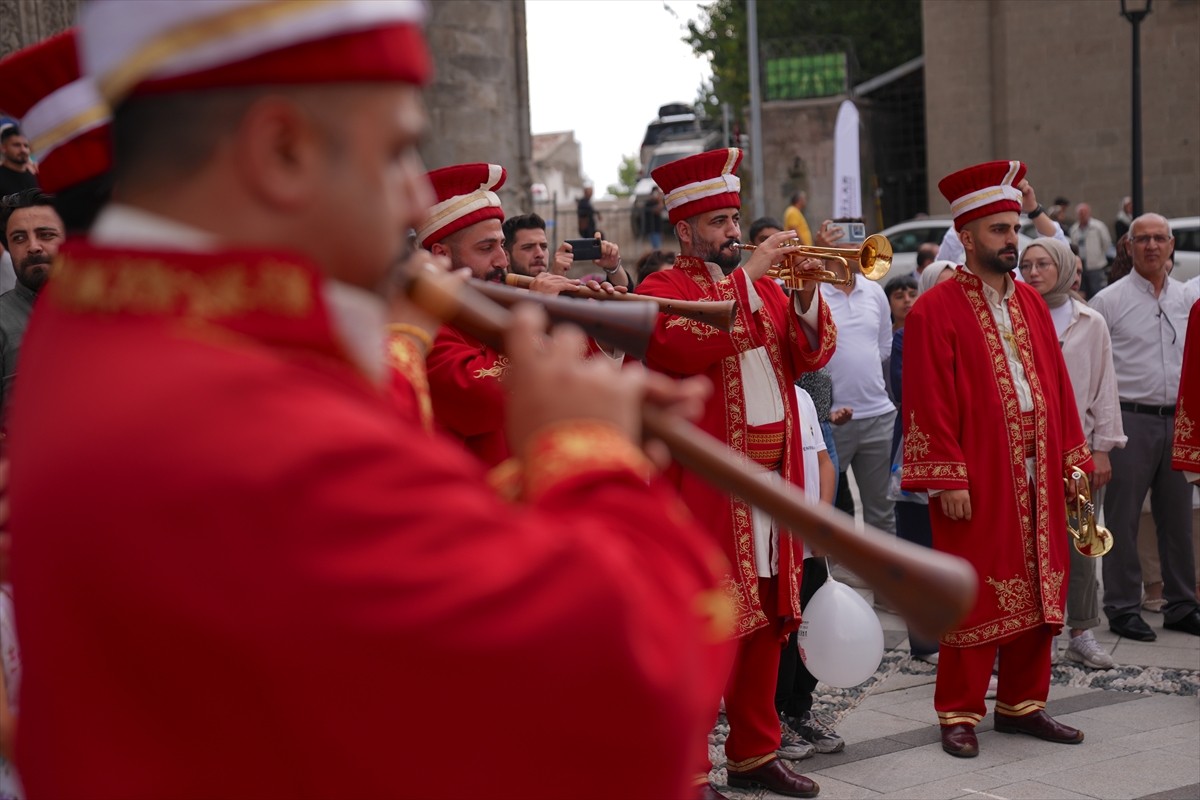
[503,273,738,333]
[408,269,977,640]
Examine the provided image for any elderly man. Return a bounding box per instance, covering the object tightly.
[904,160,1092,759]
[1070,203,1114,298]
[640,148,835,799]
[8,4,732,797]
[1091,214,1200,640]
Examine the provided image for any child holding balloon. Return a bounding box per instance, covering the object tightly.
[774,386,846,756]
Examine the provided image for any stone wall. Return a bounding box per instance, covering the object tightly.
[0,0,76,60]
[758,96,875,227]
[924,0,1200,220]
[422,0,533,215]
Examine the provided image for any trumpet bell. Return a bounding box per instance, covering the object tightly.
[859,234,893,281]
[742,233,894,288]
[1064,467,1114,558]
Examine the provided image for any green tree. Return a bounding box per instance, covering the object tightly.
[606,153,641,198]
[686,0,923,122]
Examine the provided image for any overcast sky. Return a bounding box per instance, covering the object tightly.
[525,0,712,194]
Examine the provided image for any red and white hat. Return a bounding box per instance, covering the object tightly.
[938,160,1027,231]
[652,148,743,225]
[0,29,111,195]
[417,163,507,248]
[77,0,432,107]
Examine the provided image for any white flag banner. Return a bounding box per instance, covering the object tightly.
[832,100,862,220]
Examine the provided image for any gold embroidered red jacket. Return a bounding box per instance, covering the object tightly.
[638,256,836,638]
[902,269,1092,647]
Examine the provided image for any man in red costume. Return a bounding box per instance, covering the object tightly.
[638,148,835,800]
[1174,299,1200,483]
[7,3,734,798]
[419,163,624,465]
[902,160,1093,759]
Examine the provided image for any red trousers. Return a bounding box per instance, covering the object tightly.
[935,625,1054,728]
[697,577,788,782]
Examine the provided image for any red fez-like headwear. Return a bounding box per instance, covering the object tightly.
[652,148,743,225]
[78,0,432,107]
[0,29,111,194]
[938,160,1027,231]
[418,163,507,248]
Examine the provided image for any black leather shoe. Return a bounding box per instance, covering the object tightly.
[1164,608,1200,635]
[994,710,1084,744]
[1109,613,1157,641]
[940,723,978,758]
[727,758,819,798]
[698,784,730,800]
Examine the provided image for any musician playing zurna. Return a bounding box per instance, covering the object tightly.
[902,160,1093,759]
[7,2,735,797]
[638,147,835,800]
[418,163,623,465]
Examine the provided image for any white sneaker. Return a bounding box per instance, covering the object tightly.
[985,675,998,699]
[1065,630,1115,669]
[1050,636,1061,665]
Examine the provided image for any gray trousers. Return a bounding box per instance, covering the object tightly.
[1067,532,1102,630]
[1102,410,1200,624]
[832,409,897,535]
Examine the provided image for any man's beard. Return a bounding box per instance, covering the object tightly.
[17,252,51,292]
[483,266,507,283]
[980,243,1019,274]
[696,236,741,274]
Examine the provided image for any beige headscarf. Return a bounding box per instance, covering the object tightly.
[918,260,957,295]
[1021,238,1075,308]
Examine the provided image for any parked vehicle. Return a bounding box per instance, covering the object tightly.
[1167,216,1199,283]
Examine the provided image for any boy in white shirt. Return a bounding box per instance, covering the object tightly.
[774,386,843,756]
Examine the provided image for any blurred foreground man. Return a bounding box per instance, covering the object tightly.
[9,3,732,798]
[903,161,1092,759]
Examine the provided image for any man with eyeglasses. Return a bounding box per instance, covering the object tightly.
[1090,214,1200,640]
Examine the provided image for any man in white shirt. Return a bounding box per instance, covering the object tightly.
[1090,213,1200,640]
[822,260,896,536]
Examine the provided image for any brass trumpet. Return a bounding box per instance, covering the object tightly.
[1065,467,1113,557]
[735,233,893,288]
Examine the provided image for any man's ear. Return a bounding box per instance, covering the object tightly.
[675,220,691,247]
[233,95,325,211]
[958,225,973,254]
[430,241,450,260]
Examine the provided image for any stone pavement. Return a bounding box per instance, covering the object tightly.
[706,572,1200,800]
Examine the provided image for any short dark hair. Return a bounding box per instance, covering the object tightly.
[748,216,783,244]
[884,274,918,297]
[0,125,23,144]
[636,248,675,286]
[916,242,938,268]
[501,213,546,252]
[1,187,57,250]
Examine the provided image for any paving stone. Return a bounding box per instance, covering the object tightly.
[962,780,1098,799]
[870,772,1008,800]
[837,709,928,746]
[1137,783,1200,800]
[1110,640,1200,671]
[1069,695,1200,732]
[818,742,1022,793]
[1035,749,1200,800]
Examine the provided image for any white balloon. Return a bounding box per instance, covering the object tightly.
[797,579,885,688]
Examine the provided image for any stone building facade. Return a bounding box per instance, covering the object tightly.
[0,0,76,60]
[923,0,1200,220]
[421,0,533,216]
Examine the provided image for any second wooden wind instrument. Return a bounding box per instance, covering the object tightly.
[408,268,978,641]
[503,273,738,333]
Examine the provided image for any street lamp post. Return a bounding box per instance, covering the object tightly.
[1120,0,1153,218]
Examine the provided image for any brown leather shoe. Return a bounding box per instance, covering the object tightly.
[727,758,819,797]
[698,784,730,800]
[940,723,979,758]
[994,710,1084,743]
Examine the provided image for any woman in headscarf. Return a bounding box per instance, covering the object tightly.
[1018,237,1126,671]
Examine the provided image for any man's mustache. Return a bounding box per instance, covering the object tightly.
[20,253,53,269]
